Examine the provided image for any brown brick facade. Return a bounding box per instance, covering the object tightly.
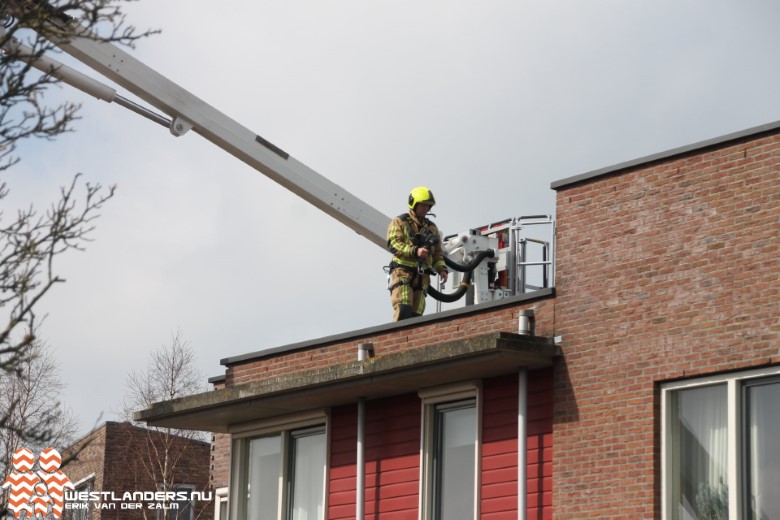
[552,130,779,518]
[209,432,231,492]
[63,422,213,520]
[207,378,231,493]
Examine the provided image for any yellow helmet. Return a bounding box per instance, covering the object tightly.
[407,186,436,210]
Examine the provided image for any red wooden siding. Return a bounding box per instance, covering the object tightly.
[482,374,517,519]
[329,370,553,519]
[329,394,421,520]
[329,404,358,519]
[527,369,554,520]
[482,369,554,520]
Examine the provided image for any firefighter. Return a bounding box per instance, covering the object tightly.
[386,186,449,321]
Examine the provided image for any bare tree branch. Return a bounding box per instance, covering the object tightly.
[0,0,152,479]
[0,339,79,485]
[0,173,115,375]
[1,1,158,172]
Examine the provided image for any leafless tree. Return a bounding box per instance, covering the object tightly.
[0,176,114,374]
[0,0,151,446]
[0,338,81,520]
[122,331,211,520]
[0,7,152,519]
[0,338,80,474]
[124,331,206,418]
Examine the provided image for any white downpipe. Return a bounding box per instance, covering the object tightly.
[356,343,371,520]
[357,397,366,520]
[518,368,528,520]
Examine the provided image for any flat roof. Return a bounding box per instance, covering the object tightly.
[551,120,780,190]
[221,287,554,366]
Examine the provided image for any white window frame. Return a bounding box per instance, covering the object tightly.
[65,474,95,520]
[213,487,228,520]
[156,483,195,520]
[661,365,780,520]
[228,410,329,520]
[419,381,482,520]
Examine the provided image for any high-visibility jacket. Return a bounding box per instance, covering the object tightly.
[386,211,447,275]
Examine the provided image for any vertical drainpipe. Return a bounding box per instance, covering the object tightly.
[357,343,373,520]
[517,311,533,520]
[518,310,535,519]
[357,396,366,520]
[518,367,528,520]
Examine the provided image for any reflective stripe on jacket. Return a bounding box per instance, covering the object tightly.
[386,212,446,273]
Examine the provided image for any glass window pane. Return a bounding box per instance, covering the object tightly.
[70,481,92,520]
[671,384,728,520]
[433,401,476,520]
[289,429,325,520]
[165,486,194,520]
[246,434,282,520]
[745,378,780,520]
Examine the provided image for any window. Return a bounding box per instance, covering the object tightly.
[420,382,481,520]
[230,413,327,520]
[214,487,228,520]
[743,377,780,520]
[668,384,728,520]
[662,367,780,520]
[64,476,93,520]
[288,428,327,519]
[157,484,195,520]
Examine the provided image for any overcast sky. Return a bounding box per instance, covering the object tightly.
[5,0,780,435]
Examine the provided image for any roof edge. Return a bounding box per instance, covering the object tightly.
[220,287,555,366]
[550,120,780,190]
[137,331,561,430]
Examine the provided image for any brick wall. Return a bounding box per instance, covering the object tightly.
[209,432,231,491]
[62,425,108,518]
[104,422,214,520]
[226,298,555,386]
[208,379,231,493]
[552,130,780,518]
[63,422,214,520]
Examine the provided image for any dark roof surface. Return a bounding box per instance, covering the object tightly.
[551,120,780,190]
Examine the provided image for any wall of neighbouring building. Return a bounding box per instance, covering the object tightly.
[551,128,779,518]
[64,422,214,520]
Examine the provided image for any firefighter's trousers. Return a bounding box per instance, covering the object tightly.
[390,267,429,321]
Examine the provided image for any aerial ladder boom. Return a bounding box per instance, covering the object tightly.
[2,6,555,304]
[1,11,391,248]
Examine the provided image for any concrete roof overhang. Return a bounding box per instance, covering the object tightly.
[135,331,561,433]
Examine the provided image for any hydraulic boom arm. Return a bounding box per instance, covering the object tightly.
[2,8,391,248]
